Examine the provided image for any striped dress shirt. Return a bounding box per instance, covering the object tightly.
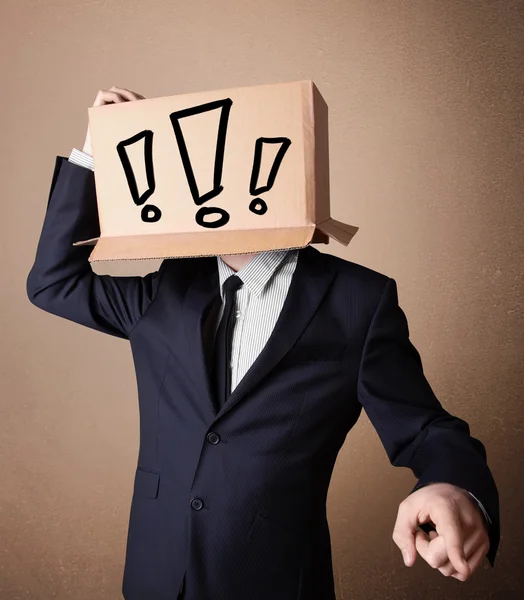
[210,249,298,391]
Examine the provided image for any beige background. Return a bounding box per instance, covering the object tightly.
[2,0,523,598]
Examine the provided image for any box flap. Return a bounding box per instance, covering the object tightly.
[316,218,359,246]
[79,225,316,262]
[73,237,100,246]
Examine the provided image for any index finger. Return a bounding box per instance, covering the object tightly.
[110,86,145,101]
[93,90,126,106]
[432,504,470,577]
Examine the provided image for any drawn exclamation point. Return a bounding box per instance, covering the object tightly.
[116,130,161,222]
[249,137,292,215]
[169,99,233,228]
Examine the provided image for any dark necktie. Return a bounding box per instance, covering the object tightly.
[212,274,243,410]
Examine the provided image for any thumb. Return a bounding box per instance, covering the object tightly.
[393,510,418,567]
[401,540,417,567]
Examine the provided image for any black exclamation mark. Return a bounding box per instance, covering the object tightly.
[116,130,161,223]
[169,98,233,229]
[248,137,292,215]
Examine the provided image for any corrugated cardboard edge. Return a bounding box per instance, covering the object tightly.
[73,225,317,262]
[301,81,316,226]
[310,81,330,224]
[73,223,354,254]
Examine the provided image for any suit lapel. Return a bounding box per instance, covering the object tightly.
[182,257,220,417]
[214,245,336,422]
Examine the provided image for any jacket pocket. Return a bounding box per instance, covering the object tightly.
[133,467,160,499]
[247,512,305,597]
[248,512,306,554]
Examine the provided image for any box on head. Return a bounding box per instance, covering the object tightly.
[73,79,358,261]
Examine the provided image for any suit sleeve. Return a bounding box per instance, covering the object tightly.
[26,156,166,339]
[357,277,500,567]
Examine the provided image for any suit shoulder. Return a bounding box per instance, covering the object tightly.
[319,250,390,290]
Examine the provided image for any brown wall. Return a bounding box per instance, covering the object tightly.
[2,0,523,598]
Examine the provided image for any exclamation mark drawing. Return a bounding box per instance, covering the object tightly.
[248,137,291,215]
[169,98,233,228]
[116,130,161,223]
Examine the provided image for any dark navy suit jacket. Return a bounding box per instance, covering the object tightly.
[26,156,500,600]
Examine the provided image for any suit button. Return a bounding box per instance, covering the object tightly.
[190,498,203,510]
[207,432,220,444]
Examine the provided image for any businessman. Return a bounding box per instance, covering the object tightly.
[26,86,499,600]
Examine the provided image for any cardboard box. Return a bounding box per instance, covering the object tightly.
[73,80,358,261]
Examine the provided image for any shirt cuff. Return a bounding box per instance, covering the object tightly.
[69,148,94,171]
[467,491,492,527]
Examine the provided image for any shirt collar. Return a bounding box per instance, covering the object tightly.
[217,249,296,299]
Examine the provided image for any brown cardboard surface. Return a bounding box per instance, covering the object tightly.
[73,79,358,261]
[76,227,315,261]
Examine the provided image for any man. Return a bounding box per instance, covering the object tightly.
[26,87,499,600]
